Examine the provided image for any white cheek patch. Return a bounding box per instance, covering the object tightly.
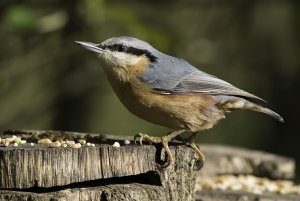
[99,51,144,73]
[100,53,119,67]
[114,52,141,66]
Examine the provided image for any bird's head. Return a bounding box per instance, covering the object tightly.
[76,36,158,82]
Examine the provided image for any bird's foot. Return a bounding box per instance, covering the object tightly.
[179,133,205,169]
[134,133,161,145]
[134,133,173,167]
[134,130,185,168]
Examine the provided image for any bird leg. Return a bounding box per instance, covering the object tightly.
[183,132,205,163]
[134,130,185,167]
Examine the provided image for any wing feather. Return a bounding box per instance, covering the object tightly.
[159,71,266,104]
[139,54,265,104]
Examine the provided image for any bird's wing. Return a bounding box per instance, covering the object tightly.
[155,70,266,104]
[138,54,265,104]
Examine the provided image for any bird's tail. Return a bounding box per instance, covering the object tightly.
[217,96,284,122]
[250,105,284,122]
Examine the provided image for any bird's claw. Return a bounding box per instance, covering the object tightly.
[180,133,205,169]
[133,134,173,167]
[134,133,146,145]
[133,130,185,168]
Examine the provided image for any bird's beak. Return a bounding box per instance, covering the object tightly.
[75,41,103,54]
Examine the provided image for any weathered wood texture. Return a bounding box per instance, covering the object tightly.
[0,130,200,201]
[0,144,157,188]
[200,145,295,179]
[0,184,168,201]
[0,130,298,201]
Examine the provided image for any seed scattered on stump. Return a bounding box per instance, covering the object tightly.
[71,143,81,149]
[3,140,10,147]
[197,175,300,195]
[112,142,120,147]
[66,140,75,146]
[50,141,62,148]
[78,139,86,145]
[1,135,97,149]
[38,138,52,145]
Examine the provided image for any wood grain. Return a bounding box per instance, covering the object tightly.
[0,130,200,201]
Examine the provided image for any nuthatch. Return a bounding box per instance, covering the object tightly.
[75,36,284,167]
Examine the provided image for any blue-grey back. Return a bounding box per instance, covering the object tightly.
[139,53,199,91]
[138,51,265,104]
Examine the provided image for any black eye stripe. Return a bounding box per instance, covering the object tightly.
[102,44,157,62]
[101,44,125,52]
[126,47,157,63]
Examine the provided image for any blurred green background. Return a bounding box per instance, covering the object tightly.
[0,0,299,177]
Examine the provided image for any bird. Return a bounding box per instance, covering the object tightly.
[75,36,284,167]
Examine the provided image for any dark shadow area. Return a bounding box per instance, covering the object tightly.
[2,171,161,193]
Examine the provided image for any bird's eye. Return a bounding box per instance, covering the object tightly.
[117,45,126,52]
[97,44,104,49]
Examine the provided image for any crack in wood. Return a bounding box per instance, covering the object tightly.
[0,171,161,193]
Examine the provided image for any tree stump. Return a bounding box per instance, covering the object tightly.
[199,145,295,179]
[1,130,298,201]
[0,130,201,201]
[196,145,299,201]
